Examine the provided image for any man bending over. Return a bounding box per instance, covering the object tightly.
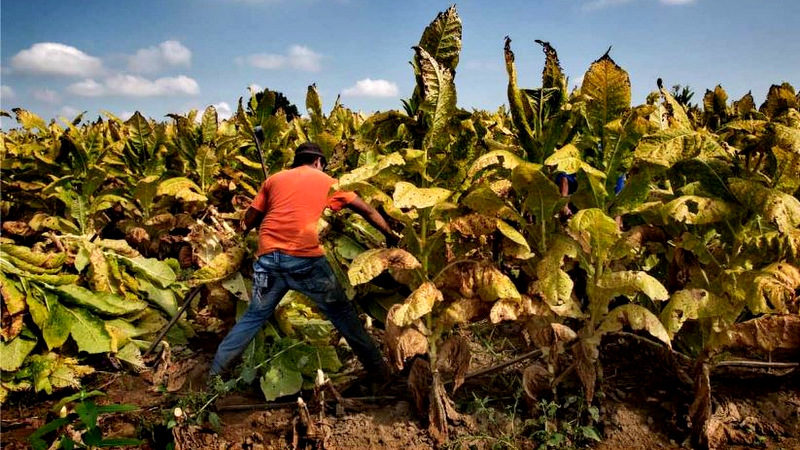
[210,142,395,381]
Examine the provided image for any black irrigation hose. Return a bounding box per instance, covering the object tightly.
[144,286,203,358]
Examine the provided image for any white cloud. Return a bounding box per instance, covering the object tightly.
[68,74,199,97]
[11,43,103,77]
[119,111,134,120]
[1,85,15,101]
[213,101,233,120]
[238,45,322,72]
[287,45,322,72]
[59,106,81,118]
[342,78,399,97]
[128,40,192,74]
[67,79,106,97]
[32,88,61,104]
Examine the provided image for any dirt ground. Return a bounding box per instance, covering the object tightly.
[2,324,798,449]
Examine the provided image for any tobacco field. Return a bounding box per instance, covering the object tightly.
[1,6,799,450]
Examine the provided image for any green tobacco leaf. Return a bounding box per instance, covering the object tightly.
[0,272,26,315]
[634,129,728,169]
[466,150,526,178]
[462,186,516,219]
[195,145,220,192]
[747,262,800,314]
[760,82,798,118]
[137,278,178,316]
[339,152,405,187]
[663,195,738,225]
[190,246,245,285]
[596,271,669,302]
[260,362,303,401]
[414,46,457,150]
[12,108,48,133]
[156,177,207,203]
[27,352,94,395]
[27,294,71,350]
[537,39,567,102]
[597,304,671,347]
[504,38,538,161]
[496,219,531,253]
[0,331,37,371]
[275,291,333,344]
[0,244,65,269]
[0,258,79,285]
[417,5,461,71]
[581,52,631,133]
[393,181,452,209]
[389,282,442,327]
[53,284,147,316]
[532,236,582,318]
[729,178,800,233]
[201,105,218,144]
[348,248,421,285]
[658,84,692,130]
[512,163,562,222]
[125,112,153,153]
[660,289,734,339]
[120,255,176,289]
[571,168,608,211]
[64,307,112,354]
[567,208,620,264]
[475,264,521,302]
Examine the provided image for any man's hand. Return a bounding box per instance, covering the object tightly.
[345,196,397,246]
[241,207,265,233]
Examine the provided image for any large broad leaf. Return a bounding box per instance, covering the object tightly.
[511,163,563,223]
[660,289,735,339]
[0,244,65,269]
[504,38,538,161]
[64,307,113,354]
[201,105,218,144]
[474,264,521,302]
[746,262,800,314]
[190,246,246,285]
[711,314,800,354]
[125,111,153,153]
[567,208,620,264]
[466,150,526,179]
[12,108,48,133]
[339,152,405,187]
[348,248,421,285]
[0,272,26,315]
[571,168,609,211]
[531,236,583,318]
[156,177,207,203]
[634,129,728,169]
[729,178,800,233]
[663,195,738,225]
[27,353,94,395]
[462,186,516,220]
[53,285,147,316]
[137,278,178,317]
[0,330,37,371]
[0,258,79,285]
[657,83,692,130]
[759,82,797,118]
[597,304,671,347]
[414,46,457,150]
[195,145,220,192]
[393,181,452,209]
[27,293,71,350]
[417,5,461,72]
[385,305,429,370]
[581,52,631,134]
[596,271,669,302]
[120,255,177,289]
[389,282,443,327]
[771,132,800,193]
[536,39,567,105]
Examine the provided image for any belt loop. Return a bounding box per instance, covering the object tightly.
[272,251,278,264]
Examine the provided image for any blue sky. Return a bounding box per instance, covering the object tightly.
[1,0,798,125]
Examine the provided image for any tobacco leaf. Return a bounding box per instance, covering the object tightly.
[348,248,421,286]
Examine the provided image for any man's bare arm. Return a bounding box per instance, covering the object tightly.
[345,196,398,246]
[240,207,265,232]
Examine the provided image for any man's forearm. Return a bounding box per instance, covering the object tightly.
[241,207,264,232]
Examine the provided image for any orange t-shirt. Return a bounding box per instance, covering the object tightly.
[250,165,356,257]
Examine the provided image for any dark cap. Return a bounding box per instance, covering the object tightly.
[291,142,326,167]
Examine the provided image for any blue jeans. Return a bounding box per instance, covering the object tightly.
[210,252,384,375]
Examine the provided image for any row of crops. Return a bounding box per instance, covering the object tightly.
[2,6,799,446]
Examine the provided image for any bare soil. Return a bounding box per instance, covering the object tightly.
[2,324,798,449]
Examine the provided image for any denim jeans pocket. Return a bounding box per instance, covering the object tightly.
[251,272,271,308]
